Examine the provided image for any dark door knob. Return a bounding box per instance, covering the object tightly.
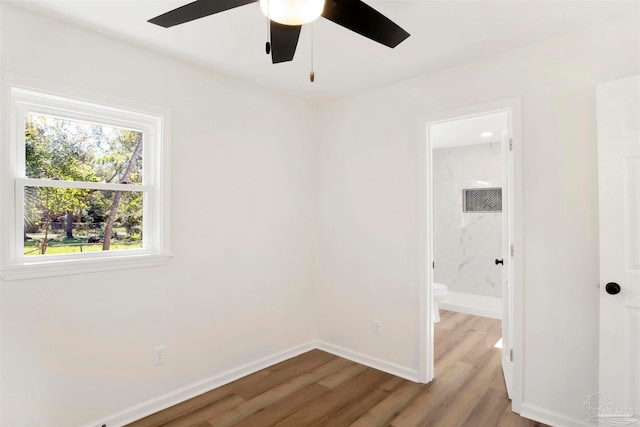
[605,282,621,295]
[495,258,504,265]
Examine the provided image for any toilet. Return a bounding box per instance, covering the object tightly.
[433,282,448,323]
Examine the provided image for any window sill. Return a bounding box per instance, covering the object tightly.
[0,253,173,281]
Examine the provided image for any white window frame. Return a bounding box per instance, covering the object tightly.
[0,84,171,280]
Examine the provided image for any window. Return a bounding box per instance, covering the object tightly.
[1,86,171,279]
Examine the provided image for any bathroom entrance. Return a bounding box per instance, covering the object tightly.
[419,99,522,412]
[431,112,507,320]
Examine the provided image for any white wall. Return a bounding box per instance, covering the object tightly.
[315,15,639,426]
[434,142,503,297]
[0,5,317,426]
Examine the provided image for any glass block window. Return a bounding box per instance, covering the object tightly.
[463,188,502,212]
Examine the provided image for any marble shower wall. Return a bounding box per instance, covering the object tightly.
[433,142,503,297]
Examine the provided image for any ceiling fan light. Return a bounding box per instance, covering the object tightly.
[259,0,325,26]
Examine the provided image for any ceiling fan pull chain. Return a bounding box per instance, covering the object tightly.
[309,23,315,82]
[265,0,271,55]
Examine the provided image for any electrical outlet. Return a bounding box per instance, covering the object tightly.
[373,320,382,335]
[153,345,166,366]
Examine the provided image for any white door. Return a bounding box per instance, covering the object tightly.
[501,124,514,399]
[596,75,640,425]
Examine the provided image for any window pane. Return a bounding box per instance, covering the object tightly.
[25,113,143,184]
[24,186,143,256]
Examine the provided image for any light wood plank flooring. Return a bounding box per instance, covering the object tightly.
[126,311,548,427]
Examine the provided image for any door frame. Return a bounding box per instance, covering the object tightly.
[417,97,523,413]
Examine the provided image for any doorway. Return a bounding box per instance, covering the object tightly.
[418,98,523,413]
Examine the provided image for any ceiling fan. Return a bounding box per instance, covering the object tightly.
[148,0,410,66]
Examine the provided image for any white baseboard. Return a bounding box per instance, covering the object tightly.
[82,341,316,427]
[519,402,593,427]
[316,341,420,382]
[439,290,502,319]
[81,340,587,427]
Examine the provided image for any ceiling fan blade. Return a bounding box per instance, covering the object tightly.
[322,0,409,48]
[148,0,256,28]
[270,22,302,64]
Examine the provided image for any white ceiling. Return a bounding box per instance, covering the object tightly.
[430,111,509,148]
[11,0,639,102]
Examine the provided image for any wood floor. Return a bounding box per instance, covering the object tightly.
[126,311,548,427]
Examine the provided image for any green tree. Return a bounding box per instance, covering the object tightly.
[24,114,144,254]
[25,114,96,253]
[102,131,143,250]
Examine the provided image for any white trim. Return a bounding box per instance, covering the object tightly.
[0,5,4,425]
[16,178,149,192]
[418,97,524,411]
[507,100,524,410]
[81,342,317,427]
[519,403,593,427]
[0,253,172,281]
[11,86,162,131]
[78,338,581,427]
[439,290,503,319]
[2,73,172,127]
[316,341,420,382]
[0,76,172,280]
[417,118,433,383]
